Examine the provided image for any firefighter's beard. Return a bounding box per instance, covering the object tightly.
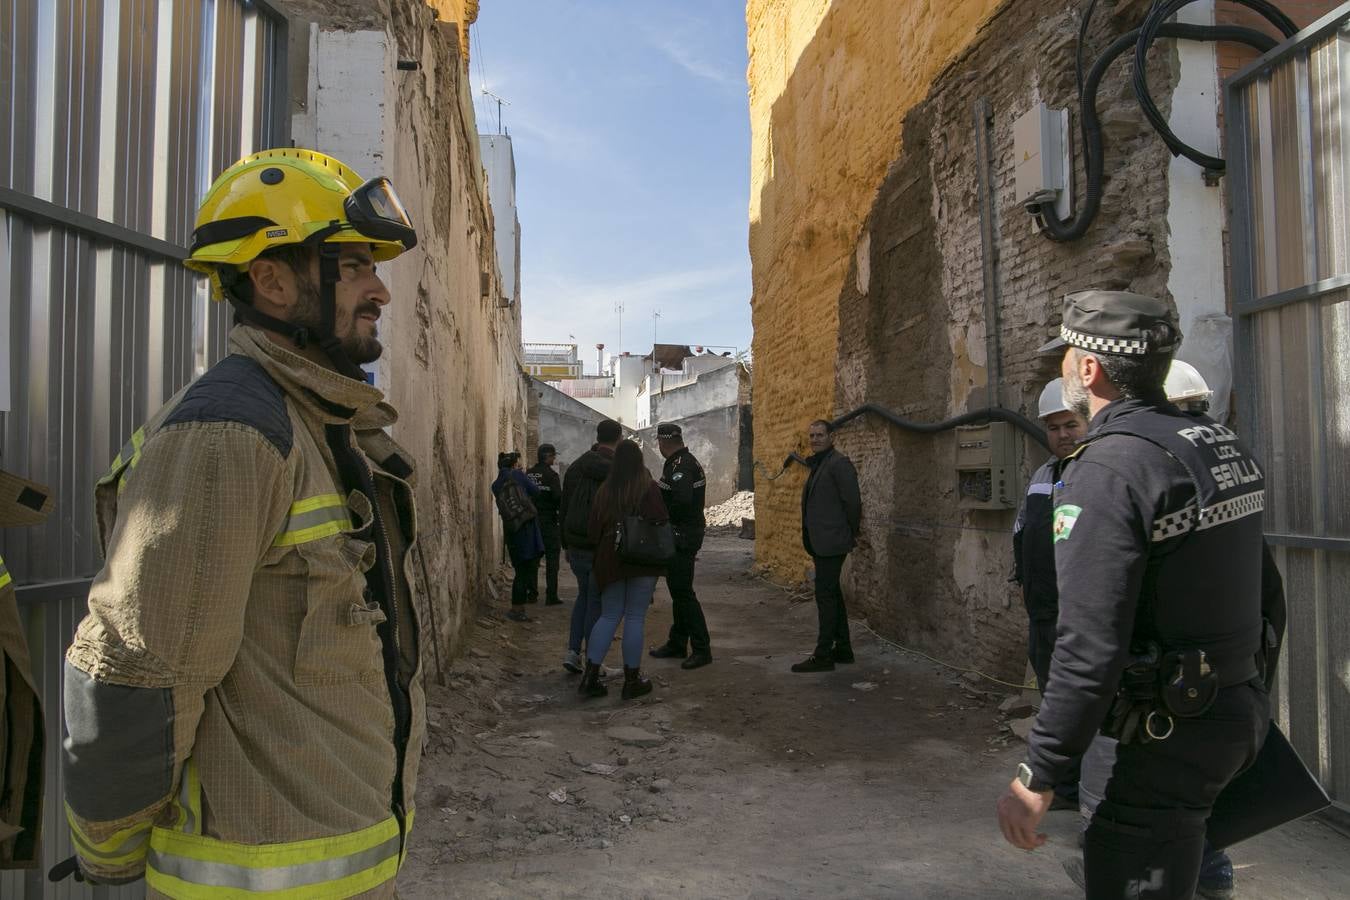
[290,275,384,366]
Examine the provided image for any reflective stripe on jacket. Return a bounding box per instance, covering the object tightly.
[63,326,425,895]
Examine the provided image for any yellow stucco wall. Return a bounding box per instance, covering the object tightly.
[747,0,1007,578]
[425,0,479,68]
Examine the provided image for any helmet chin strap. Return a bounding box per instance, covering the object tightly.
[221,242,369,383]
[315,243,369,383]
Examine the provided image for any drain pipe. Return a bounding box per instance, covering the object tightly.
[973,97,1004,408]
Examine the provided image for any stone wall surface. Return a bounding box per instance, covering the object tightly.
[288,0,528,678]
[533,378,618,469]
[746,0,1007,583]
[635,403,746,509]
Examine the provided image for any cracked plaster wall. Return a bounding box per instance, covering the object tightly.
[286,0,528,678]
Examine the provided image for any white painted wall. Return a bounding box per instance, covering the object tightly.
[480,135,520,307]
[1166,0,1233,423]
[293,25,401,389]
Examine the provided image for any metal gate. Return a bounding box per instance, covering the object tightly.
[0,1,288,895]
[1227,2,1350,815]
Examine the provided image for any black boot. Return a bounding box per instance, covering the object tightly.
[790,654,835,673]
[622,667,653,700]
[681,650,713,670]
[544,594,564,606]
[578,661,608,698]
[649,643,687,659]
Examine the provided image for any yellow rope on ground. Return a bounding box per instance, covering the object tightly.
[856,622,1036,692]
[754,571,1036,691]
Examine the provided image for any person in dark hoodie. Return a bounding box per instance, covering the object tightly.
[558,420,622,672]
[526,444,563,606]
[493,451,544,622]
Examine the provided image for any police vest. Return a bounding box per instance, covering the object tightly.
[1064,407,1266,674]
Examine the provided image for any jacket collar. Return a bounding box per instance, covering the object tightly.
[1087,396,1171,435]
[229,325,397,429]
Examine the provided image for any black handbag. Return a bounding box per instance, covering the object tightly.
[616,515,675,565]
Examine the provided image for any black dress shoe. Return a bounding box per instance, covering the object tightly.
[544,596,564,606]
[506,608,531,622]
[681,652,713,670]
[831,646,855,664]
[649,644,687,659]
[790,654,835,673]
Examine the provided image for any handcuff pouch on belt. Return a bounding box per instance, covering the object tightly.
[1103,642,1220,744]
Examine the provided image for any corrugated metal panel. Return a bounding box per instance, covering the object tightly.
[0,2,286,896]
[1227,10,1350,813]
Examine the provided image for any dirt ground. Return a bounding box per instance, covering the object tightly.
[399,534,1350,899]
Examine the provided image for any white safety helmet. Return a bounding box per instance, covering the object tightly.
[1037,378,1071,419]
[1165,360,1213,411]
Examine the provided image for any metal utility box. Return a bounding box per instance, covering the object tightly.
[1013,103,1070,219]
[955,422,1021,510]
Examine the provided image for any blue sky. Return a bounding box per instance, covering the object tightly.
[471,1,751,372]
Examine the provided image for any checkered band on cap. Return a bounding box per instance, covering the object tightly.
[1060,324,1181,357]
[1061,325,1151,356]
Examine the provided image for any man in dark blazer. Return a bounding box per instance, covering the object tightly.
[793,419,862,672]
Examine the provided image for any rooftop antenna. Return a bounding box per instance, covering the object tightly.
[653,308,662,348]
[615,301,624,353]
[481,87,510,135]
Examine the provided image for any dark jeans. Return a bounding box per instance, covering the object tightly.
[508,549,540,607]
[1028,617,1057,693]
[528,548,561,602]
[811,554,850,658]
[1030,616,1080,803]
[663,549,711,655]
[1080,683,1269,899]
[566,549,601,653]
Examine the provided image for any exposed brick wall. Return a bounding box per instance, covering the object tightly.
[746,0,1007,583]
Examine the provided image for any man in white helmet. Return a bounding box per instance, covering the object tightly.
[1164,359,1214,415]
[1012,379,1088,809]
[1014,378,1087,692]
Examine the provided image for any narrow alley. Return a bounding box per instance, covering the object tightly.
[400,533,1350,899]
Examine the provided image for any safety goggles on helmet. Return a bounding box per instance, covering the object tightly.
[345,177,418,251]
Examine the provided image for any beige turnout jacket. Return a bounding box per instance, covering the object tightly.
[64,327,425,897]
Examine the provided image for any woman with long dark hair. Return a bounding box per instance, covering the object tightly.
[579,440,668,699]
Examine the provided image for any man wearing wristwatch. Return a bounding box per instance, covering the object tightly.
[996,292,1270,900]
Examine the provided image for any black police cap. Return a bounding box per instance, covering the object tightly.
[656,423,682,440]
[1037,290,1182,357]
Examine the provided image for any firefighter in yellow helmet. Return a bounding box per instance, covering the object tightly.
[61,149,425,898]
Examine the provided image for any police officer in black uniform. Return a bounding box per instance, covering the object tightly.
[526,444,563,605]
[997,291,1271,900]
[649,423,713,669]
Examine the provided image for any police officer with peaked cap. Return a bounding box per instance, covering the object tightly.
[996,291,1272,899]
[649,423,713,669]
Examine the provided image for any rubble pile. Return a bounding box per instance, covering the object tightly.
[704,491,754,528]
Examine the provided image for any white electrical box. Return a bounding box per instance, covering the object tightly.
[1014,103,1070,217]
